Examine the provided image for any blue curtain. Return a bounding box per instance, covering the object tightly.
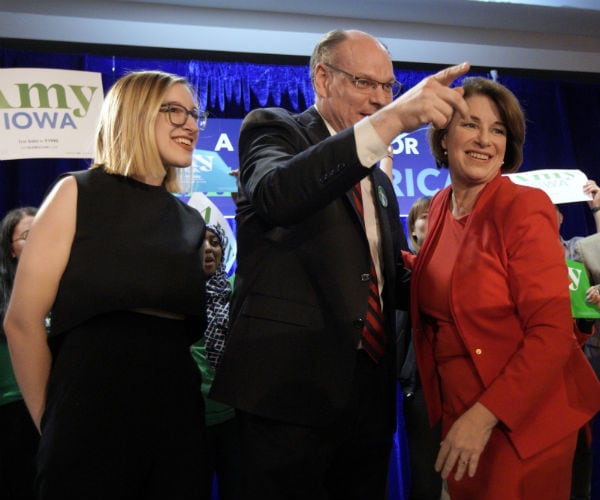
[2,46,600,500]
[2,48,600,241]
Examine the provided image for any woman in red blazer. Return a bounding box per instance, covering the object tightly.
[410,77,600,499]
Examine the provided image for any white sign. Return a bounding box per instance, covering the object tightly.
[505,169,591,204]
[187,192,237,273]
[0,68,103,160]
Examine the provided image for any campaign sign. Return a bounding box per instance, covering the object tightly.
[505,169,591,204]
[178,118,241,194]
[0,68,103,160]
[567,259,600,319]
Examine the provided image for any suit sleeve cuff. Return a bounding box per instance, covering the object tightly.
[478,388,516,431]
[354,118,389,168]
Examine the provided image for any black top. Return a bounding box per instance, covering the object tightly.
[50,168,207,341]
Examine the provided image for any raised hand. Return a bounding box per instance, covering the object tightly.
[398,62,471,130]
[370,62,471,144]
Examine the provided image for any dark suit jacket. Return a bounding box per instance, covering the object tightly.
[412,174,600,460]
[211,106,408,426]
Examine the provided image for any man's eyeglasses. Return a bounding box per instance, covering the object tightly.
[12,230,29,243]
[159,103,209,130]
[324,63,402,98]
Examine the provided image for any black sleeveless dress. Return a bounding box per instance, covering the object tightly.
[37,168,210,500]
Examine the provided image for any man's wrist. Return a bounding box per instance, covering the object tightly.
[591,205,600,213]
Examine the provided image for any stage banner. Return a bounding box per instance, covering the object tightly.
[0,68,103,160]
[505,169,591,204]
[180,119,445,217]
[178,117,241,194]
[388,126,449,215]
[177,118,241,219]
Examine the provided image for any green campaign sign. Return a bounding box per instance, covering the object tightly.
[567,259,600,319]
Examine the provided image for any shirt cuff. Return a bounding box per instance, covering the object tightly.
[354,118,389,168]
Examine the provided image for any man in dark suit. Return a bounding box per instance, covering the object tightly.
[211,29,469,500]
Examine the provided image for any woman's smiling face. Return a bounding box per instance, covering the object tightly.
[442,94,507,188]
[155,83,199,170]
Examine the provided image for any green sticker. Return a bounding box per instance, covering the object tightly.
[377,186,388,207]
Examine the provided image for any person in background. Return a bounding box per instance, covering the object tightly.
[397,196,442,500]
[583,288,600,383]
[191,224,240,500]
[411,76,600,499]
[4,70,210,500]
[556,181,600,262]
[0,207,39,500]
[576,285,600,500]
[407,196,431,254]
[555,181,600,500]
[211,28,470,500]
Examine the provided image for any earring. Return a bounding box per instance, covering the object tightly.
[443,150,447,156]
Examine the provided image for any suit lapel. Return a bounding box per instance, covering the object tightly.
[298,107,365,225]
[371,168,396,284]
[297,106,330,145]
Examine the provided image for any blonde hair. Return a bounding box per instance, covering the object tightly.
[92,70,196,192]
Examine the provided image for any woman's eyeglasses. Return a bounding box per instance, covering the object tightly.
[159,103,209,130]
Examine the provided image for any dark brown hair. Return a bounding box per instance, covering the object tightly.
[0,206,37,320]
[428,77,525,173]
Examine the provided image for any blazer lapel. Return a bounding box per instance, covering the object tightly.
[297,106,330,145]
[371,168,395,279]
[298,107,365,226]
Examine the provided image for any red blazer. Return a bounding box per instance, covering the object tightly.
[411,174,600,460]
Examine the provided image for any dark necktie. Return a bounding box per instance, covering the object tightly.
[352,181,386,363]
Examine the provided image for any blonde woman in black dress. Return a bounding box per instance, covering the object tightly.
[4,71,210,500]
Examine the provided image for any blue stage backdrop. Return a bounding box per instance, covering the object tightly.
[192,117,448,218]
[174,117,448,283]
[2,46,600,241]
